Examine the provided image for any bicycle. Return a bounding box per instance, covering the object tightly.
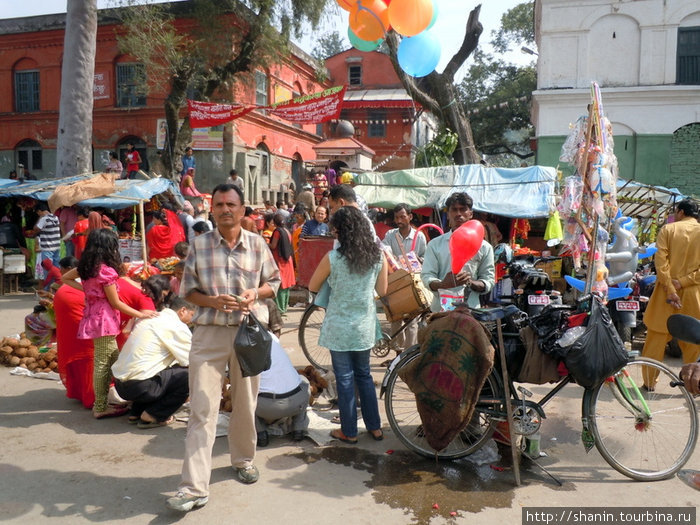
[380,304,698,481]
[298,303,431,371]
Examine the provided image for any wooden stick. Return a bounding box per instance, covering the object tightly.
[138,200,148,263]
[496,317,521,486]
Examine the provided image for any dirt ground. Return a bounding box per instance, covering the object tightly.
[0,292,698,525]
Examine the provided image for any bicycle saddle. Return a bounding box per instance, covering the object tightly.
[667,314,700,345]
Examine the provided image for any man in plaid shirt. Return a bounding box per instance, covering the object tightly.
[168,183,280,512]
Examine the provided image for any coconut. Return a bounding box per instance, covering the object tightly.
[42,367,52,373]
[27,347,40,359]
[9,356,20,366]
[18,338,31,348]
[37,359,47,368]
[0,345,13,355]
[5,338,20,348]
[27,362,39,371]
[49,361,58,370]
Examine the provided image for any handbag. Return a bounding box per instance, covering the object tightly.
[234,312,273,377]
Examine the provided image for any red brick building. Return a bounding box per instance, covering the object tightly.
[0,7,328,204]
[323,49,437,171]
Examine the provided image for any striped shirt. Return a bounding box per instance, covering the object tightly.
[180,227,281,326]
[36,213,61,252]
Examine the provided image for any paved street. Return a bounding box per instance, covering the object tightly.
[0,292,698,525]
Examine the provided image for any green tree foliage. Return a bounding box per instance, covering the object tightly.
[415,129,458,168]
[113,0,329,177]
[457,1,536,165]
[311,31,347,61]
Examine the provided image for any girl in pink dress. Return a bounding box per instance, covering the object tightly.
[62,229,157,419]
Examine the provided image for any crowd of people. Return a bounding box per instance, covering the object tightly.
[3,163,699,512]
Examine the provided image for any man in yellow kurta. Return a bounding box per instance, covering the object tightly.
[642,199,700,388]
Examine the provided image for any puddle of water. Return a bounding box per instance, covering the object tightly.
[291,441,573,524]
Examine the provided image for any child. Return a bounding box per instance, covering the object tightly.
[62,229,157,419]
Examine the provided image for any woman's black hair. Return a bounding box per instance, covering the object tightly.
[263,212,275,226]
[77,229,123,280]
[272,212,287,228]
[329,206,381,274]
[141,274,172,311]
[152,210,169,226]
[192,221,211,234]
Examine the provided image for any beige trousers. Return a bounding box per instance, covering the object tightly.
[641,329,700,387]
[179,325,260,497]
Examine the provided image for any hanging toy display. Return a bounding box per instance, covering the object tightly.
[557,82,621,300]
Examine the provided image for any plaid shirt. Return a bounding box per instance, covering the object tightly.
[181,227,280,326]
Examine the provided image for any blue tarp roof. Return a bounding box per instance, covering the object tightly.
[355,164,557,218]
[0,175,182,209]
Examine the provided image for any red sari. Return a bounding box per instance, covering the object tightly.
[116,277,155,349]
[72,218,89,259]
[54,285,94,408]
[146,224,175,259]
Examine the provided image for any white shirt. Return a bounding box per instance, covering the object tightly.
[382,227,426,258]
[229,176,244,190]
[111,308,191,381]
[259,335,301,395]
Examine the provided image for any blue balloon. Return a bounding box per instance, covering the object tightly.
[398,31,441,77]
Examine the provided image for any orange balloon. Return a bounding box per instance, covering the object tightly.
[349,0,389,42]
[337,0,358,11]
[388,0,433,37]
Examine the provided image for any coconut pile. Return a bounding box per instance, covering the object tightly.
[0,335,58,373]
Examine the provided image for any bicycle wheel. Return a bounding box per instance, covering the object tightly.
[298,305,331,371]
[587,357,698,481]
[384,348,499,459]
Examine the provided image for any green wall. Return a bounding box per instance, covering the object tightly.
[536,133,697,197]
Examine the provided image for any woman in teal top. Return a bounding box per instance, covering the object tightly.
[310,206,388,443]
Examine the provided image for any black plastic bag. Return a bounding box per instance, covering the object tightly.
[562,297,630,388]
[234,312,272,377]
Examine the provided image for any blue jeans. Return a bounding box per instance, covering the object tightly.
[330,349,381,438]
[40,250,61,267]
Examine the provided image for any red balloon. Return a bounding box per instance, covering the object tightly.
[449,220,485,274]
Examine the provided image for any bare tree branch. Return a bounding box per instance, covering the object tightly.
[443,4,483,81]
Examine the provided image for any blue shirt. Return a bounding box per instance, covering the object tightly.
[181,154,196,175]
[301,219,329,237]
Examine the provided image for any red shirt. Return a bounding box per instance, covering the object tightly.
[41,265,62,290]
[374,222,392,241]
[115,278,155,349]
[72,218,89,259]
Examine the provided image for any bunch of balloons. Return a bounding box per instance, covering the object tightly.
[338,0,441,77]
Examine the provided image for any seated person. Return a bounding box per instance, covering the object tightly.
[40,258,63,291]
[111,297,195,428]
[300,206,329,237]
[255,336,309,447]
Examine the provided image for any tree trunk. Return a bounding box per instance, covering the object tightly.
[56,0,97,178]
[385,5,483,165]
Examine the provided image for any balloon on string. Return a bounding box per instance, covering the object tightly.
[398,31,441,77]
[388,0,433,37]
[449,220,485,274]
[348,26,383,52]
[349,0,389,42]
[337,0,358,12]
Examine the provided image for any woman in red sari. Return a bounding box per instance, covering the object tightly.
[54,264,95,408]
[269,212,296,314]
[146,210,175,260]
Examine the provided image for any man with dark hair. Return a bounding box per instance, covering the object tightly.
[228,169,243,191]
[112,296,195,428]
[328,183,358,212]
[642,198,700,387]
[421,192,494,311]
[382,203,427,351]
[181,147,196,178]
[168,182,280,512]
[295,182,316,213]
[31,202,62,268]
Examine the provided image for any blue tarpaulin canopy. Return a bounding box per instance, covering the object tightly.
[0,175,182,209]
[354,164,557,218]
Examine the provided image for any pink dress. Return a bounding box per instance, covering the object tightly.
[77,264,121,339]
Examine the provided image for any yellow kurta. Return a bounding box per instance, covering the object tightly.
[643,217,700,333]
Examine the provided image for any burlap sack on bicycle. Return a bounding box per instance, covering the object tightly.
[399,305,494,451]
[516,326,561,384]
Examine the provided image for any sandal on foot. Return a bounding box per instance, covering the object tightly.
[93,407,129,419]
[330,429,358,444]
[369,429,384,441]
[137,416,175,429]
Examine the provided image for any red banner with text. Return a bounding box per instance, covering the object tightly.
[187,86,346,128]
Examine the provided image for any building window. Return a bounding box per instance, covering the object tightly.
[15,71,39,112]
[17,139,43,172]
[368,110,386,138]
[316,123,324,137]
[677,27,700,85]
[255,71,268,111]
[348,65,362,86]
[116,63,146,108]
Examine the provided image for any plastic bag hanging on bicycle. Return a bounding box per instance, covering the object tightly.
[398,305,494,451]
[561,296,630,388]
